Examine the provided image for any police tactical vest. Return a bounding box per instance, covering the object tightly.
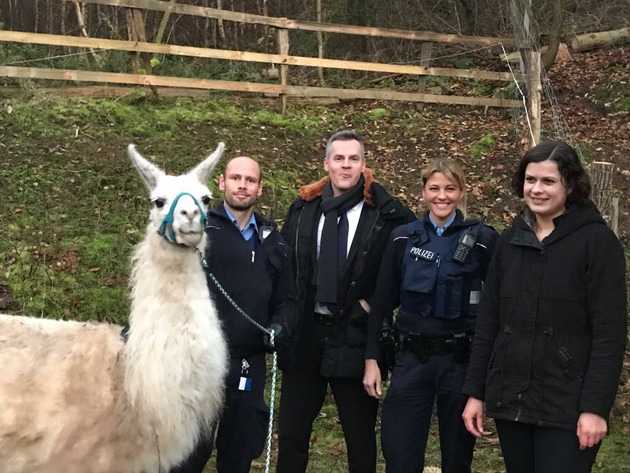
[399,219,484,327]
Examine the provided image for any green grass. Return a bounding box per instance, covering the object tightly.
[470,134,496,159]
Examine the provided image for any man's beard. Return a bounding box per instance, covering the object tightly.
[225,194,256,211]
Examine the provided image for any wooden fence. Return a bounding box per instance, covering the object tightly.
[0,0,526,111]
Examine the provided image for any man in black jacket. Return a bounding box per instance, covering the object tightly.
[172,156,296,473]
[277,130,415,473]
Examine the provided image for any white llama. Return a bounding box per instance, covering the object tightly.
[0,143,228,473]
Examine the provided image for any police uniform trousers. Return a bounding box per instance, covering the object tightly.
[381,351,475,473]
[171,354,269,473]
[276,314,378,473]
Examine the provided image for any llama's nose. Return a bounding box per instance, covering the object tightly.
[180,208,200,222]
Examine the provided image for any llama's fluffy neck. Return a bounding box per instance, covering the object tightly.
[123,227,226,463]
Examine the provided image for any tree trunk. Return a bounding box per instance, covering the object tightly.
[72,0,101,63]
[231,0,238,50]
[511,0,534,48]
[61,0,66,35]
[48,0,54,34]
[316,0,325,85]
[542,0,563,69]
[203,0,210,47]
[346,0,368,55]
[126,8,148,72]
[570,27,630,52]
[34,0,40,33]
[20,0,35,32]
[217,0,226,46]
[453,0,476,35]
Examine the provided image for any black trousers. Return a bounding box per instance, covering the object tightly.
[171,354,269,473]
[495,419,601,473]
[276,320,378,473]
[381,352,475,473]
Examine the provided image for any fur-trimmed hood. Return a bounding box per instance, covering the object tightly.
[298,168,376,206]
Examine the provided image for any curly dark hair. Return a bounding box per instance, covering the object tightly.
[511,141,591,204]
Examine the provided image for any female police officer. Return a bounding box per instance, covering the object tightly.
[363,159,497,473]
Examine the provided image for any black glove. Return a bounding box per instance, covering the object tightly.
[379,321,398,372]
[263,323,284,353]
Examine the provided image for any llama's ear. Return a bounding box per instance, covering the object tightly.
[128,144,165,191]
[190,142,225,184]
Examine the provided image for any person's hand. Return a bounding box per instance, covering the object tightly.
[577,412,607,450]
[462,397,488,438]
[363,359,382,399]
[263,323,284,353]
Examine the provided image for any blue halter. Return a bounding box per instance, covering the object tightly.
[157,192,207,245]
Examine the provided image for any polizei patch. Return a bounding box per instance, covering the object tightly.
[410,246,436,262]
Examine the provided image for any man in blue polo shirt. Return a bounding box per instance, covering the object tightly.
[172,156,295,473]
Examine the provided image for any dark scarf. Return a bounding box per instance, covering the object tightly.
[315,176,365,307]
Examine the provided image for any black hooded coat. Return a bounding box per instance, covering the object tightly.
[463,201,627,430]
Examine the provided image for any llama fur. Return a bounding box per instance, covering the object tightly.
[0,143,228,473]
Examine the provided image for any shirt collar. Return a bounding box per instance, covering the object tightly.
[223,203,258,233]
[428,211,456,236]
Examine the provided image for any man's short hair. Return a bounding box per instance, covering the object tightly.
[325,129,365,160]
[224,156,262,182]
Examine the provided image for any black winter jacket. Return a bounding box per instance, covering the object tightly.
[463,201,627,430]
[204,204,297,360]
[281,170,415,378]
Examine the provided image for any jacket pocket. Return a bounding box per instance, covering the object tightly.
[485,330,509,408]
[346,302,368,347]
[402,258,438,294]
[538,340,583,423]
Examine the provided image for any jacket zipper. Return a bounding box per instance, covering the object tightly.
[293,207,303,289]
[514,408,521,422]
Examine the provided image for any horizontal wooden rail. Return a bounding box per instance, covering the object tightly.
[73,0,513,47]
[0,65,522,108]
[0,31,515,82]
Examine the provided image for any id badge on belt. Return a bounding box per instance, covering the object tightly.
[238,358,253,391]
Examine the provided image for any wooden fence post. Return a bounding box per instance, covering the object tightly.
[277,28,289,114]
[511,0,541,149]
[525,49,541,147]
[591,161,619,235]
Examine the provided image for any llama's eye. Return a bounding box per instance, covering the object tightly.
[153,198,166,208]
[201,195,211,206]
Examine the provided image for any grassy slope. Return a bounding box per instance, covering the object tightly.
[0,93,627,472]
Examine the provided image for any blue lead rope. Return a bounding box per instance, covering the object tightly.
[158,192,207,244]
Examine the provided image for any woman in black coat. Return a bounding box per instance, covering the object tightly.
[462,141,627,473]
